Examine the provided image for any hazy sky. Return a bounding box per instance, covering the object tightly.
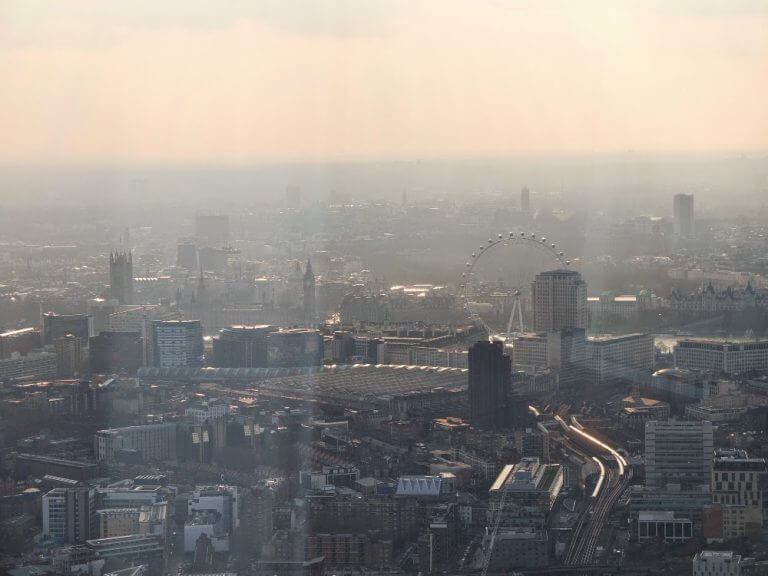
[1,0,767,163]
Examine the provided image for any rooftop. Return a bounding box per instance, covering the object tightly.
[396,475,443,497]
[696,550,739,562]
[588,333,649,343]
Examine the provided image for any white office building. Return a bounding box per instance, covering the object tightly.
[152,320,203,368]
[585,333,654,384]
[184,399,228,424]
[184,485,239,553]
[674,339,768,375]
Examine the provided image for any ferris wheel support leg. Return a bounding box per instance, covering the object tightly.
[505,300,516,336]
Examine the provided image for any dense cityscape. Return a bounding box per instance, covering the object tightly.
[0,183,768,576]
[3,1,768,575]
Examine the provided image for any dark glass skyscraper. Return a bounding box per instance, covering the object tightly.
[468,340,512,430]
[211,325,278,368]
[43,312,90,346]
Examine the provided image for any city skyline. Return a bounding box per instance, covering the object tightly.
[2,2,768,574]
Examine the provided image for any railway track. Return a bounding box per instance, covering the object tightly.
[553,412,630,567]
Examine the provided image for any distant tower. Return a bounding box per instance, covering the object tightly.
[673,193,695,237]
[303,260,316,327]
[521,186,531,214]
[109,252,134,305]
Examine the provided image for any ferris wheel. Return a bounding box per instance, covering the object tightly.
[460,231,568,339]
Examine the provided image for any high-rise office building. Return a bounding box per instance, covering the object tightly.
[468,340,512,430]
[198,246,237,274]
[87,298,119,336]
[55,334,82,378]
[177,241,199,270]
[673,193,695,237]
[42,486,96,544]
[303,260,316,328]
[267,329,324,368]
[211,325,277,368]
[152,320,204,367]
[531,269,587,333]
[645,420,713,490]
[109,252,134,305]
[89,331,143,375]
[521,186,530,214]
[43,313,90,346]
[108,305,181,367]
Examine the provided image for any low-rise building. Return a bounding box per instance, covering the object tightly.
[86,534,164,567]
[97,508,140,538]
[692,550,743,576]
[620,396,670,430]
[637,511,693,544]
[94,423,177,462]
[487,529,549,570]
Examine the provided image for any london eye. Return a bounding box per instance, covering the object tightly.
[460,232,568,340]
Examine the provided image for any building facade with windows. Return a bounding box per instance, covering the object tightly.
[645,420,713,490]
[675,339,768,375]
[712,450,766,539]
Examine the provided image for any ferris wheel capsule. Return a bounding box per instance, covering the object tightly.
[461,273,466,277]
[520,232,525,237]
[466,262,471,267]
[559,251,564,257]
[531,233,536,239]
[488,238,493,244]
[565,260,570,265]
[551,243,556,249]
[509,232,514,238]
[498,234,503,239]
[541,237,546,243]
[471,253,476,258]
